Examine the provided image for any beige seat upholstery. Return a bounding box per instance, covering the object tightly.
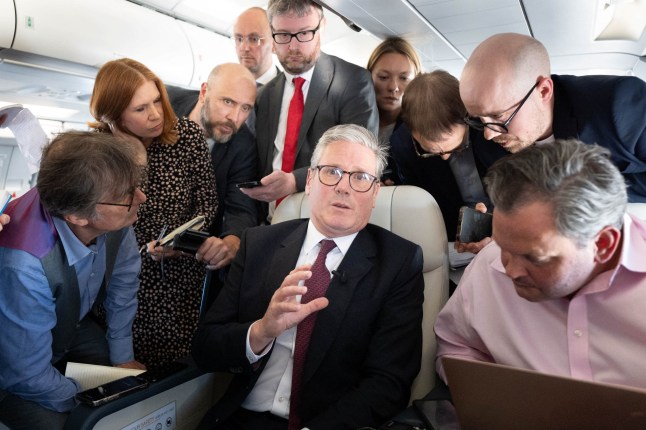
[272,185,450,401]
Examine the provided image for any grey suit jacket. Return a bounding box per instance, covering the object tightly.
[255,52,379,192]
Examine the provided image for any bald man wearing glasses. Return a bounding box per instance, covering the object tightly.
[460,32,646,203]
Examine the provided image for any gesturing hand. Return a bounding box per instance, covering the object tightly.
[249,265,329,354]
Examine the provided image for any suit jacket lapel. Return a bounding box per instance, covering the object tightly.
[263,221,308,305]
[262,75,287,173]
[303,228,376,382]
[298,53,333,146]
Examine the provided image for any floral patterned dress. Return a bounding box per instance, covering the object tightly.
[132,117,217,367]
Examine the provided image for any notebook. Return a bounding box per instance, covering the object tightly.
[441,356,646,430]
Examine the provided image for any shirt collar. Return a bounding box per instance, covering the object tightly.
[618,213,646,273]
[283,65,315,86]
[53,217,105,266]
[303,219,357,257]
[257,63,280,86]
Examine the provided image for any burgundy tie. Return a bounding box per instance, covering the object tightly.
[282,77,305,174]
[288,239,336,430]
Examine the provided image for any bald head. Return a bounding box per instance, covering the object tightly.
[460,33,555,153]
[461,33,550,109]
[233,7,274,78]
[195,63,256,143]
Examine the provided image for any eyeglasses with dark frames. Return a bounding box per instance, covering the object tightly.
[97,188,136,212]
[96,167,148,212]
[464,82,539,133]
[272,19,322,44]
[233,35,264,46]
[412,135,470,158]
[314,165,378,193]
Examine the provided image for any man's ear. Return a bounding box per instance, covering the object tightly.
[594,226,621,264]
[305,168,313,195]
[198,82,208,103]
[64,213,89,227]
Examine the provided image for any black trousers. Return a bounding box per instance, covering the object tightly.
[208,407,288,430]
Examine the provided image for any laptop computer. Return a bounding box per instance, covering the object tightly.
[438,356,646,430]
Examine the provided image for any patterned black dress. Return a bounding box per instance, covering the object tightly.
[132,117,217,367]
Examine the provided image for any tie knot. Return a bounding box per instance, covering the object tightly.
[293,76,305,90]
[318,239,336,257]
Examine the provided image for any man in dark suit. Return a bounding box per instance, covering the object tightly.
[240,0,379,216]
[192,124,424,429]
[167,63,259,270]
[459,32,646,202]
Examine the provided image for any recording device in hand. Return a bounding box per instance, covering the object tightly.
[76,376,148,407]
[456,206,492,243]
[172,229,210,255]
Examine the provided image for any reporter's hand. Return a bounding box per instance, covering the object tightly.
[114,360,147,370]
[195,235,240,270]
[455,202,491,254]
[147,242,184,260]
[0,214,9,232]
[249,265,329,354]
[0,113,7,128]
[239,170,297,202]
[454,237,492,254]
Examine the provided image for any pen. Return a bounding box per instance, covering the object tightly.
[154,225,169,248]
[140,225,168,255]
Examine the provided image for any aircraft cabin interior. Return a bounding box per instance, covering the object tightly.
[1,0,646,429]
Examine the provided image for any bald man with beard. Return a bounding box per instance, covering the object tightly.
[167,63,260,272]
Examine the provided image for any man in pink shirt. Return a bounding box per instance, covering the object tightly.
[435,138,646,389]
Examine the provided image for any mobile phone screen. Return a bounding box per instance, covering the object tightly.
[456,206,492,243]
[236,181,262,189]
[76,376,148,406]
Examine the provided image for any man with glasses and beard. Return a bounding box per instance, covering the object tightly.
[241,0,378,220]
[167,63,260,272]
[459,32,646,203]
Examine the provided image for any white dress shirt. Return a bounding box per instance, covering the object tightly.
[242,220,357,418]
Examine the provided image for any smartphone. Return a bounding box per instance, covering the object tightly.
[236,180,262,189]
[0,190,11,215]
[456,206,493,243]
[76,376,148,407]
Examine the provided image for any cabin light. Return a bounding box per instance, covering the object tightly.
[594,0,646,41]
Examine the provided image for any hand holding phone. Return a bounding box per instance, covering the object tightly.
[456,206,492,243]
[236,180,262,189]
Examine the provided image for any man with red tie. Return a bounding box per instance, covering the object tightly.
[241,0,378,219]
[192,124,423,429]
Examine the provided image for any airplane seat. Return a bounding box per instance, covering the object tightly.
[272,185,450,402]
[627,202,646,220]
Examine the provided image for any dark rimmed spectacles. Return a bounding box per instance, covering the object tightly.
[233,35,264,46]
[272,19,322,44]
[412,135,470,158]
[96,167,148,212]
[464,82,539,133]
[314,165,378,193]
[97,188,136,212]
